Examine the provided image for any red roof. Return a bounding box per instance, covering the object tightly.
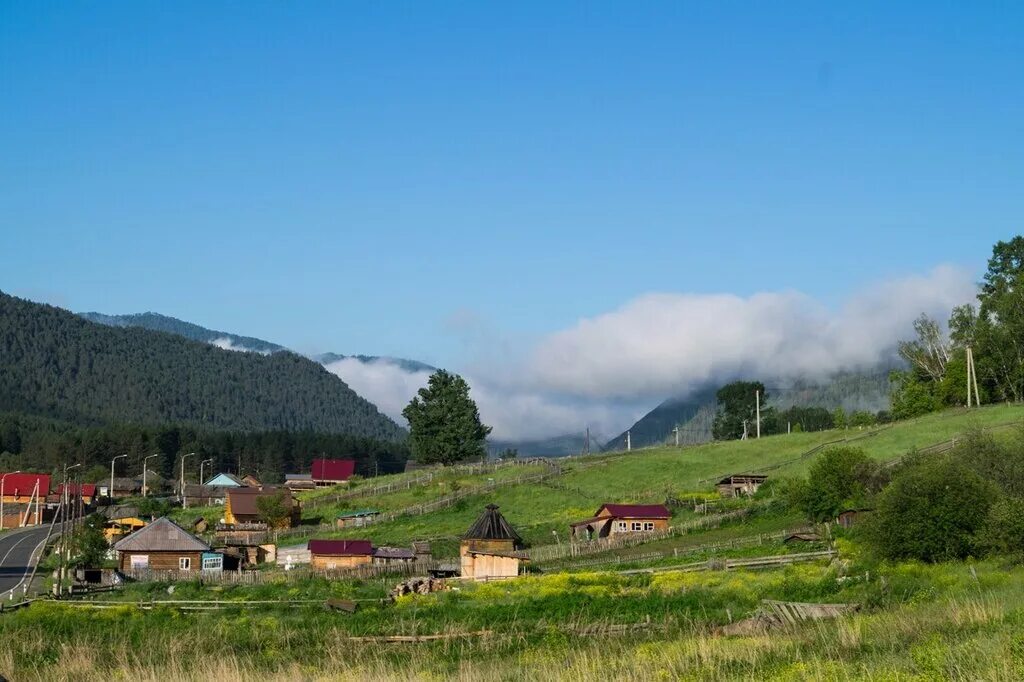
[57,483,97,497]
[596,503,671,519]
[307,539,372,556]
[311,459,355,482]
[0,473,51,497]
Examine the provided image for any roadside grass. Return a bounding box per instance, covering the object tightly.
[5,558,1024,680]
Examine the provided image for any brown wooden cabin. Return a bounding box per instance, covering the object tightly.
[335,509,380,528]
[113,517,214,572]
[716,474,768,498]
[569,503,671,541]
[224,487,300,528]
[836,508,872,529]
[372,547,416,565]
[241,474,262,487]
[308,539,373,570]
[460,504,527,580]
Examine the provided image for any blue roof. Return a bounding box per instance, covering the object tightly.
[204,473,244,487]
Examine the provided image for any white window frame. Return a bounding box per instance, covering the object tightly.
[616,521,627,531]
[130,554,149,569]
[201,555,223,571]
[643,522,655,531]
[178,557,192,570]
[631,522,643,531]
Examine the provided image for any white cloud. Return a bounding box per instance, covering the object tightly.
[525,265,976,400]
[210,337,271,355]
[323,265,978,442]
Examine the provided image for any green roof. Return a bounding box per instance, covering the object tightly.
[336,509,380,519]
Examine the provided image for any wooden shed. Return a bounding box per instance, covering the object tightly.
[224,487,299,528]
[113,517,213,572]
[716,474,768,498]
[460,504,526,580]
[335,509,380,528]
[308,539,373,570]
[836,508,872,529]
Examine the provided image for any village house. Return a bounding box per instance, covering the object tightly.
[204,473,245,488]
[308,539,373,570]
[0,472,50,528]
[569,503,671,541]
[54,482,97,506]
[716,474,768,498]
[311,458,356,486]
[283,474,316,491]
[223,487,299,528]
[335,509,380,528]
[241,474,262,487]
[101,505,149,542]
[836,508,872,529]
[113,517,221,572]
[460,504,527,580]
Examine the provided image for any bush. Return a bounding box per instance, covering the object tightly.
[790,447,882,522]
[978,497,1024,557]
[866,456,999,562]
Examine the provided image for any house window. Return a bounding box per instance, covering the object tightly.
[201,554,223,571]
[631,522,643,531]
[179,557,192,570]
[643,522,655,531]
[130,555,149,569]
[617,521,627,531]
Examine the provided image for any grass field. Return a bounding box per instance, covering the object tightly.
[286,405,1024,553]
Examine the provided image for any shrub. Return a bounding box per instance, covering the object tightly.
[791,447,882,522]
[977,497,1024,557]
[866,456,999,562]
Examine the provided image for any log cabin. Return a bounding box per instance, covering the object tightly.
[569,503,671,541]
[716,474,768,498]
[113,517,215,572]
[224,487,300,528]
[308,539,373,569]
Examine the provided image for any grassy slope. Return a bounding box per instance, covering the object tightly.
[297,405,1024,552]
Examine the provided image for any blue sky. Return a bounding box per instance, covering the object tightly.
[2,2,1023,372]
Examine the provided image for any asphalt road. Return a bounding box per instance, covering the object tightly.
[0,526,49,597]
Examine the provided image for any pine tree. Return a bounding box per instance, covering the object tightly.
[402,370,491,465]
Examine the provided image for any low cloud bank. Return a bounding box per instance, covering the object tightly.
[328,265,977,442]
[210,337,271,355]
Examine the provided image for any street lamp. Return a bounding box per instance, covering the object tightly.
[199,459,214,488]
[142,454,159,497]
[0,470,22,531]
[179,452,196,502]
[110,454,128,502]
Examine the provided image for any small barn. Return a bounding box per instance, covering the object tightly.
[460,504,527,580]
[308,539,373,570]
[716,474,768,498]
[311,459,356,486]
[569,503,671,541]
[224,487,299,528]
[335,509,380,528]
[836,508,872,529]
[113,517,213,572]
[372,547,416,565]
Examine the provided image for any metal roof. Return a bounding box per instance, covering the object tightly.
[311,459,355,481]
[336,509,380,519]
[112,517,211,553]
[596,504,671,519]
[308,539,373,556]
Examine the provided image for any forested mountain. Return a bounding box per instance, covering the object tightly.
[78,311,285,354]
[607,370,894,451]
[79,310,434,372]
[1,292,405,440]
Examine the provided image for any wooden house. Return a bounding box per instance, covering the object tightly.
[460,504,527,580]
[55,482,96,506]
[716,474,768,498]
[283,474,316,491]
[224,487,299,528]
[204,473,245,488]
[113,517,216,572]
[241,474,262,487]
[569,503,671,541]
[311,458,356,486]
[308,539,373,570]
[836,508,872,529]
[101,505,149,542]
[335,509,380,528]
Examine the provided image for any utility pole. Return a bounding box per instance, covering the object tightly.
[626,431,631,452]
[755,390,761,439]
[966,346,974,407]
[966,346,981,408]
[179,452,196,502]
[673,426,680,447]
[742,419,749,441]
[584,427,590,456]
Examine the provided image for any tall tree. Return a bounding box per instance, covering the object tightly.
[402,370,491,465]
[712,381,770,440]
[974,237,1024,401]
[897,314,950,383]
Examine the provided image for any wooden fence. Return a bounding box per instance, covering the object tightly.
[528,509,752,564]
[123,558,437,585]
[617,549,837,575]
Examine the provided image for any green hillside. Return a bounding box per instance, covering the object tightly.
[0,292,405,440]
[295,404,1024,551]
